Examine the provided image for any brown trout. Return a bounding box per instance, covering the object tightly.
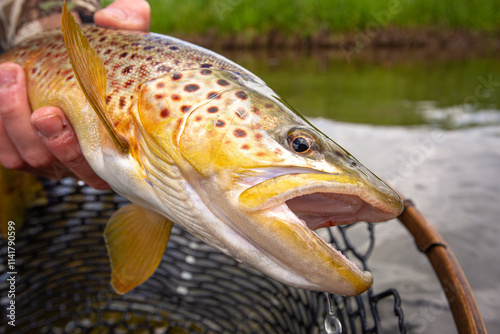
[0,4,403,296]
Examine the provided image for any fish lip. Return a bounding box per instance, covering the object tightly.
[238,170,403,226]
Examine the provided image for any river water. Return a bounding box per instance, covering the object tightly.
[226,50,500,333]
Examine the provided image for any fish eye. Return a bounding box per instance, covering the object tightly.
[287,131,315,154]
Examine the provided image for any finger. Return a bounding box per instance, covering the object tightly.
[0,118,25,170]
[0,63,54,169]
[94,0,150,32]
[32,107,110,190]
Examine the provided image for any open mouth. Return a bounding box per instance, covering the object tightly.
[238,171,402,228]
[286,192,397,230]
[235,171,403,295]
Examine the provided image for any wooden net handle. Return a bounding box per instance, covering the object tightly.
[397,199,487,334]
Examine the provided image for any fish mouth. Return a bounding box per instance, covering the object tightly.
[236,170,403,295]
[239,171,403,226]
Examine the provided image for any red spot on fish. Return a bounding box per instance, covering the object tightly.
[195,116,203,122]
[181,105,191,113]
[99,36,107,42]
[155,94,165,100]
[207,106,219,113]
[106,96,112,104]
[171,94,181,101]
[241,144,250,150]
[66,75,74,81]
[119,52,128,59]
[104,49,112,55]
[216,120,226,127]
[235,91,248,100]
[160,109,169,118]
[31,68,37,74]
[233,129,247,138]
[184,84,200,92]
[274,148,283,154]
[217,79,230,86]
[257,152,266,157]
[156,82,165,89]
[172,73,182,81]
[265,103,273,109]
[255,133,263,140]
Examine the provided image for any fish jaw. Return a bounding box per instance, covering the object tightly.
[216,170,401,296]
[240,207,374,296]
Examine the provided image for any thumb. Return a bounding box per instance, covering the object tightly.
[94,0,150,32]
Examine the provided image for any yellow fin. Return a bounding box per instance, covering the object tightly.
[104,204,173,294]
[61,1,129,153]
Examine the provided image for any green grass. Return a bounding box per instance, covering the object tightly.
[136,0,500,36]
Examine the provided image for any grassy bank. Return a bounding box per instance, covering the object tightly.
[142,0,500,36]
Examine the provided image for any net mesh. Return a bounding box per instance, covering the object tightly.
[1,178,406,333]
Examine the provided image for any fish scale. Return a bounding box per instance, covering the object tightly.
[2,26,256,126]
[0,7,403,297]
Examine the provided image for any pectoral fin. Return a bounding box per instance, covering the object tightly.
[61,1,129,153]
[104,204,173,294]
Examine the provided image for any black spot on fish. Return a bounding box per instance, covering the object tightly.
[181,105,191,113]
[143,46,154,50]
[233,129,247,138]
[235,108,248,119]
[119,96,126,109]
[216,120,225,127]
[207,106,219,113]
[200,69,212,75]
[200,64,212,68]
[157,65,171,73]
[217,79,230,86]
[184,84,200,92]
[172,73,182,81]
[119,52,128,59]
[207,92,220,99]
[122,65,134,74]
[235,91,248,100]
[169,46,179,51]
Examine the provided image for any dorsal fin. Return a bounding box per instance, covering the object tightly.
[61,1,129,153]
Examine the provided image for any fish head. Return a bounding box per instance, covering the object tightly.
[136,68,403,296]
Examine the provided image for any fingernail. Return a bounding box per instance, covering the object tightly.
[33,114,66,138]
[0,67,17,88]
[101,7,127,20]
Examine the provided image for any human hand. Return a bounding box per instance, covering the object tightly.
[0,0,150,189]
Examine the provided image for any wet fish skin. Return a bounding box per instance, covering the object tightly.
[0,16,403,297]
